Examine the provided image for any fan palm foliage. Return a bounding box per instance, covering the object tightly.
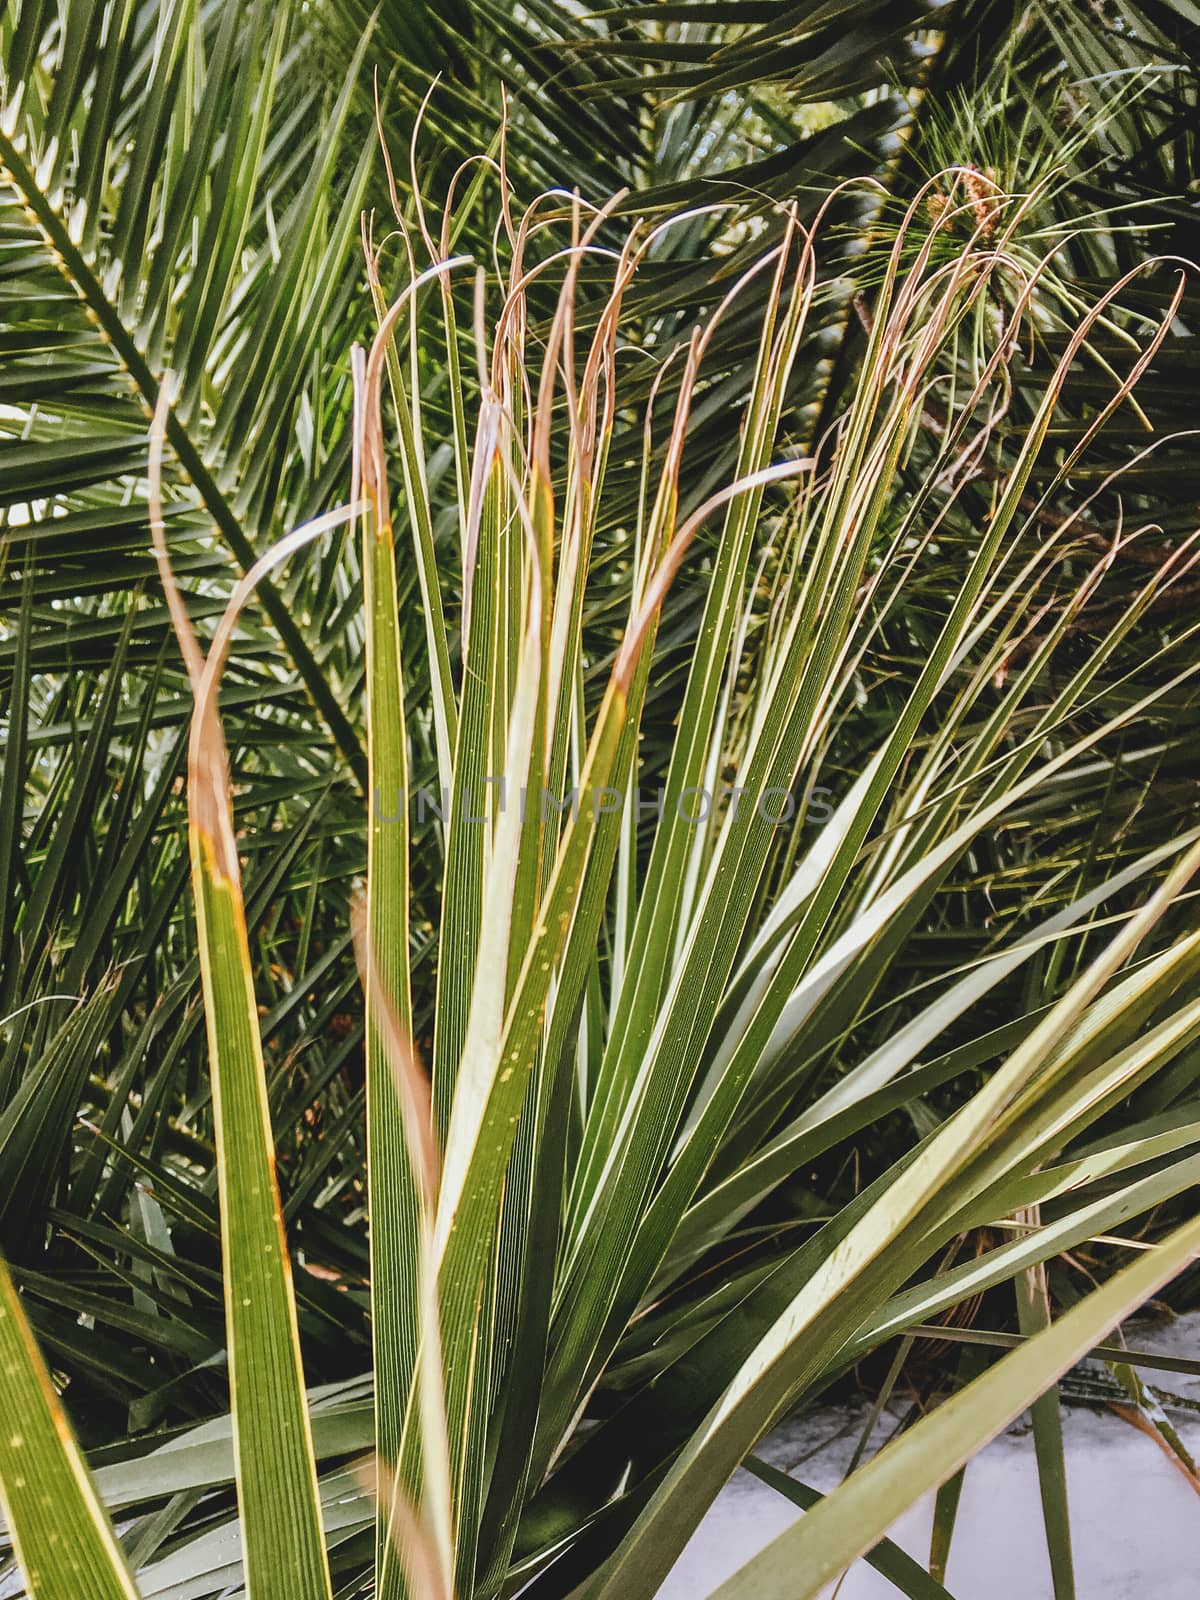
[3,0,1200,1596]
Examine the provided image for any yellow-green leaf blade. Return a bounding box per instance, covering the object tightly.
[193,847,333,1600]
[0,1252,143,1600]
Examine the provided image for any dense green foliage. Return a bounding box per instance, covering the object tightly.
[2,2,1200,1596]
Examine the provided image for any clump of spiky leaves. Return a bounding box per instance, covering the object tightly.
[3,163,1200,1600]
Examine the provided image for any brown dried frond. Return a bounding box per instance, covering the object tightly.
[356,1455,453,1600]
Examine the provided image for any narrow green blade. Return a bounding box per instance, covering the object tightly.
[0,1253,143,1600]
[1014,1211,1075,1600]
[745,1456,956,1600]
[191,853,335,1600]
[354,338,421,1598]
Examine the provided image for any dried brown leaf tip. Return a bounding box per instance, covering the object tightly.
[350,893,441,1205]
[148,380,239,884]
[355,1455,452,1600]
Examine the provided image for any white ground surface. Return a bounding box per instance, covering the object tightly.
[658,1314,1200,1599]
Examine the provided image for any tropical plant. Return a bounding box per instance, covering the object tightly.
[4,0,1200,1596]
[4,139,1200,1599]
